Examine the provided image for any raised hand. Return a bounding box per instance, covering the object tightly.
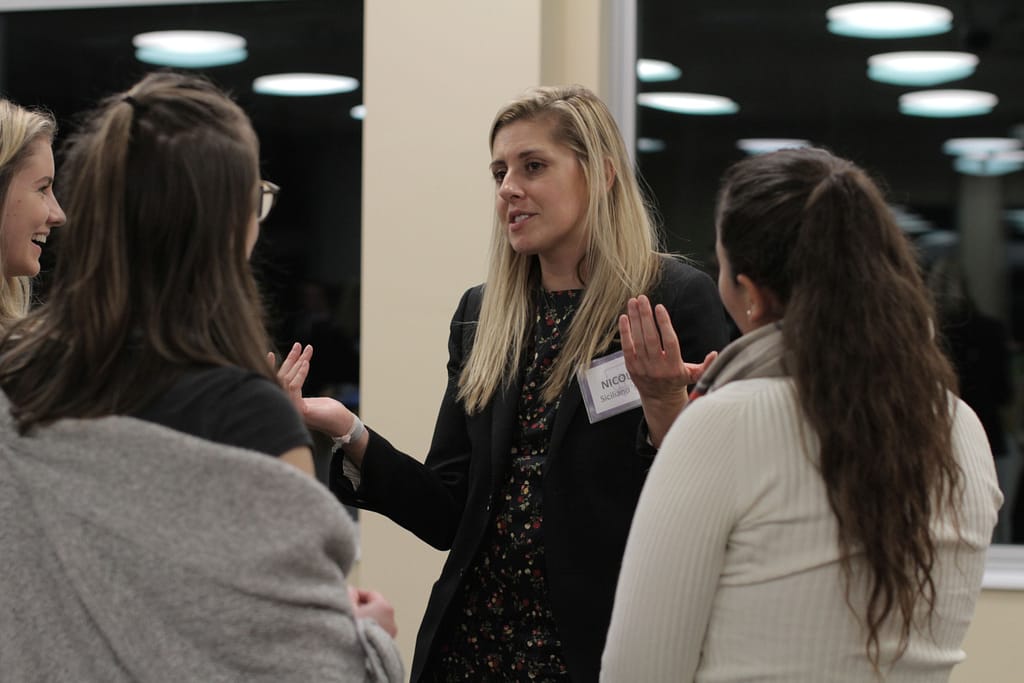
[619,295,717,448]
[271,342,369,465]
[269,342,313,417]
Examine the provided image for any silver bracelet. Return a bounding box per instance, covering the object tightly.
[331,415,365,452]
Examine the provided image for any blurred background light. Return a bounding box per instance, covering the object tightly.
[826,2,953,39]
[868,51,977,86]
[637,92,739,115]
[637,58,682,82]
[953,151,1024,176]
[942,137,1021,156]
[253,73,359,96]
[898,89,997,117]
[636,137,667,153]
[736,138,812,155]
[133,30,247,68]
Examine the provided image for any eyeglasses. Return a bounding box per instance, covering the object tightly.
[258,180,280,223]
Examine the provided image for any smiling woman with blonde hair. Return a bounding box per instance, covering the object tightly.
[0,98,66,328]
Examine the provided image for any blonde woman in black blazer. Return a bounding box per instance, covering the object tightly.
[281,85,729,682]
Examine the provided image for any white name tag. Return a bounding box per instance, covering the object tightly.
[576,350,642,423]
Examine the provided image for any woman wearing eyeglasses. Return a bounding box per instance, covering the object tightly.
[0,71,402,681]
[0,73,310,473]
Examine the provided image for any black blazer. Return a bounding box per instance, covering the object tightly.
[331,256,730,682]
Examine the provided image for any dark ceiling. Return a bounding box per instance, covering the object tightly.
[0,0,363,344]
[635,0,1024,258]
[0,0,362,140]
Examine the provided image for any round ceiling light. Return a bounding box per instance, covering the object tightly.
[636,137,667,153]
[350,104,366,121]
[898,89,997,118]
[252,73,360,97]
[868,51,978,86]
[942,137,1021,157]
[826,2,953,39]
[636,59,682,82]
[954,151,1024,177]
[736,138,812,155]
[133,30,247,68]
[889,205,934,234]
[637,92,739,115]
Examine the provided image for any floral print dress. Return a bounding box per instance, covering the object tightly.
[434,289,580,681]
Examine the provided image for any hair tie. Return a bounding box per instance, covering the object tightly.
[123,95,146,113]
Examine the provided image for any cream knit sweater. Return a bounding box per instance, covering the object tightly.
[602,378,1001,682]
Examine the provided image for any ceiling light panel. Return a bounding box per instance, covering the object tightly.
[736,138,812,155]
[636,137,667,153]
[252,73,360,97]
[867,51,977,86]
[637,92,739,115]
[133,30,247,68]
[636,59,682,82]
[898,89,997,118]
[826,2,953,39]
[954,153,1024,177]
[942,138,1021,156]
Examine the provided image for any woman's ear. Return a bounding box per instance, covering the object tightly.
[604,158,616,192]
[736,273,782,327]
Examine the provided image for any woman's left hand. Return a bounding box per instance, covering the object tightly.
[619,295,717,448]
[269,342,314,417]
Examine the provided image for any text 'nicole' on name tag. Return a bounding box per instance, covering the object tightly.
[576,350,642,424]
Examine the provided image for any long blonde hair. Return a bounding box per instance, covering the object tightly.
[0,99,57,329]
[458,85,662,413]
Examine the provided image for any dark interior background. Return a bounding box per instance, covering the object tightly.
[0,0,363,401]
[635,0,1024,542]
[636,0,1023,265]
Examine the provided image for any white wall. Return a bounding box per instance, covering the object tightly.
[360,0,542,670]
[951,589,1024,682]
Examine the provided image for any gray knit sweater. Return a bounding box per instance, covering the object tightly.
[0,393,403,682]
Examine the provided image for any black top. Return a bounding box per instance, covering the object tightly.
[436,289,580,680]
[132,366,312,456]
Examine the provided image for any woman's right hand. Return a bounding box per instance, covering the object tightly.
[348,586,398,638]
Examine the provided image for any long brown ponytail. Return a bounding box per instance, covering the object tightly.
[716,148,962,671]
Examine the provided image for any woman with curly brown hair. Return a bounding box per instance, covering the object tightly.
[603,147,1002,681]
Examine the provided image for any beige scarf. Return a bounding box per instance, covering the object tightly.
[689,321,787,400]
